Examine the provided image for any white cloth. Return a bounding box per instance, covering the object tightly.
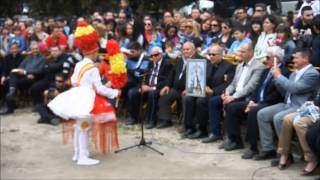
[48,57,118,120]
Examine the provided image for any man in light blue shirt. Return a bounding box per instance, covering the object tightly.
[227,26,251,55]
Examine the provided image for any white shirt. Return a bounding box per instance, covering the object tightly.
[149,59,163,87]
[236,58,254,92]
[71,57,118,99]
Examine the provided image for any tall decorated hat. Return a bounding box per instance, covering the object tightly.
[74,21,99,55]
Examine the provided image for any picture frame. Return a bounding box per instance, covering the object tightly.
[186,59,207,97]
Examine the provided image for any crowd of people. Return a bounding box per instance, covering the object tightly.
[0,0,320,175]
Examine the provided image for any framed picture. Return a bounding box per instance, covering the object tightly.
[186,59,207,97]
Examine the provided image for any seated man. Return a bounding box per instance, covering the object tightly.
[222,46,289,156]
[128,46,172,129]
[256,48,320,160]
[125,42,150,125]
[30,45,67,106]
[184,44,235,139]
[203,43,265,144]
[277,88,319,175]
[158,42,200,129]
[36,73,69,125]
[1,41,46,114]
[227,25,251,55]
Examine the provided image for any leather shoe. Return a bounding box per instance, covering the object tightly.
[201,134,221,143]
[188,131,207,139]
[254,150,277,160]
[157,121,172,129]
[181,129,196,138]
[125,117,137,125]
[224,141,243,151]
[146,123,156,129]
[0,108,14,115]
[242,148,258,159]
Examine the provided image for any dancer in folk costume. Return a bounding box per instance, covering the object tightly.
[48,21,121,165]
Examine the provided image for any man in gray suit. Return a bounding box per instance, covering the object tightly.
[204,43,266,144]
[256,48,320,160]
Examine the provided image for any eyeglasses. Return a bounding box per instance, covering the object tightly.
[208,53,217,56]
[150,53,161,57]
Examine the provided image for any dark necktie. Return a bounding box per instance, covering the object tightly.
[257,71,272,102]
[150,63,159,86]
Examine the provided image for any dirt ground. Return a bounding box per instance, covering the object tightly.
[1,108,319,180]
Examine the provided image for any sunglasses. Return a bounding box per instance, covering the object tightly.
[150,53,160,57]
[208,53,217,56]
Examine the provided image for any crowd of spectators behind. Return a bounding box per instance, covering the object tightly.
[0,0,320,176]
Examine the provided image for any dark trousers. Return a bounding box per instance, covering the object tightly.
[36,104,57,123]
[7,73,36,109]
[146,90,160,125]
[158,88,181,123]
[245,103,269,149]
[182,96,208,132]
[127,87,140,121]
[225,101,248,143]
[208,95,223,137]
[30,79,50,105]
[306,121,320,160]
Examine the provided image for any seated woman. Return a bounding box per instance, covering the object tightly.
[277,89,319,175]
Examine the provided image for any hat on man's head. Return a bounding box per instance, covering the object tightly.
[74,21,99,55]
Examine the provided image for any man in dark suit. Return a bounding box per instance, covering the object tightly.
[157,42,199,128]
[140,47,173,129]
[222,46,289,156]
[183,44,235,139]
[203,43,266,143]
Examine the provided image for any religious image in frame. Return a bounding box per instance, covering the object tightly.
[186,59,207,97]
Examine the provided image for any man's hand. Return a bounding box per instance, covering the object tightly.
[181,90,186,96]
[271,66,281,78]
[1,76,6,85]
[160,86,170,96]
[11,68,26,75]
[244,101,258,113]
[205,86,213,96]
[105,81,112,88]
[27,74,35,80]
[223,95,234,105]
[141,85,153,93]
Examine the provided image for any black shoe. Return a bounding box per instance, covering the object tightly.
[50,118,60,125]
[254,150,277,160]
[181,129,196,138]
[157,121,172,129]
[146,123,156,129]
[242,148,258,159]
[224,141,244,151]
[188,131,207,139]
[37,118,47,124]
[201,134,221,143]
[125,117,137,125]
[0,108,14,115]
